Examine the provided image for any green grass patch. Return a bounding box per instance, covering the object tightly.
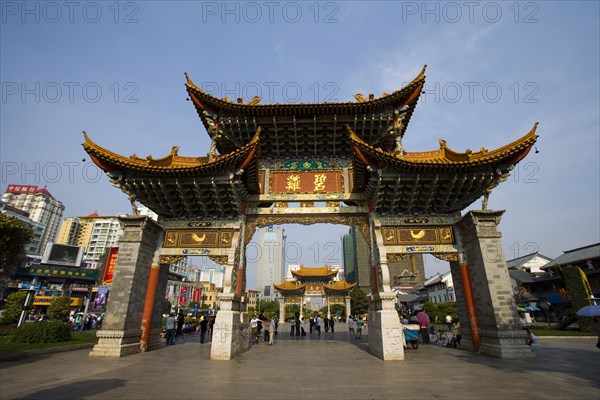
[0,331,98,355]
[530,327,594,337]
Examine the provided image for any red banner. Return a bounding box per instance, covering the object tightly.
[102,247,119,284]
[5,184,37,194]
[179,287,189,304]
[193,288,201,303]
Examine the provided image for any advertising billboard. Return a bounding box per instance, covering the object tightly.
[41,243,83,267]
[93,285,110,310]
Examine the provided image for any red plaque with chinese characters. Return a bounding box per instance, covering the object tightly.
[270,171,343,194]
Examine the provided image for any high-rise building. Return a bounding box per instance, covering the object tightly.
[186,265,225,289]
[56,217,82,246]
[2,185,65,255]
[255,226,286,300]
[57,213,124,263]
[82,217,123,262]
[342,227,370,292]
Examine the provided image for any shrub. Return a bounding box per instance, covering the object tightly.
[0,291,27,324]
[47,296,72,322]
[12,321,72,343]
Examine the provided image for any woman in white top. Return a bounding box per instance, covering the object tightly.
[348,316,356,339]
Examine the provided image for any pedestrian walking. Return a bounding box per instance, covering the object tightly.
[199,316,209,344]
[355,316,363,339]
[165,312,176,345]
[269,317,276,345]
[176,311,185,340]
[417,310,430,344]
[348,315,356,339]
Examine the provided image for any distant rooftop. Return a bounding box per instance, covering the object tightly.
[506,252,551,269]
[542,243,600,269]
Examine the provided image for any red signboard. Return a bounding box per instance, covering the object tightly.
[179,287,189,305]
[193,288,201,303]
[102,247,119,284]
[5,184,37,194]
[270,171,343,194]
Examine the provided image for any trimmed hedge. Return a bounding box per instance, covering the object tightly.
[12,322,72,343]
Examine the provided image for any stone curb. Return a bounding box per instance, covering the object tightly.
[0,343,96,362]
[538,336,595,339]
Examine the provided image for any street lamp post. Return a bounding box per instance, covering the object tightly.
[17,277,37,327]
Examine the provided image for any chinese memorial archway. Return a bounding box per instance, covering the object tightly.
[85,66,538,360]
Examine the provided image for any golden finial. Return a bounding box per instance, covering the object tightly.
[354,93,367,102]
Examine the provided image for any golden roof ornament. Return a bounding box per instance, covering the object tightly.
[354,93,368,102]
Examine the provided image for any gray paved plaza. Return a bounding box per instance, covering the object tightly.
[1,325,598,400]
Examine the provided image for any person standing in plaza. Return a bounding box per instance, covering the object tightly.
[269,316,276,345]
[199,315,209,344]
[250,314,260,344]
[329,316,335,333]
[348,315,356,339]
[176,311,185,339]
[315,314,322,336]
[324,316,330,332]
[294,312,301,338]
[263,315,271,342]
[355,316,363,339]
[417,310,430,344]
[165,312,176,345]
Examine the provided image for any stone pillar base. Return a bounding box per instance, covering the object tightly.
[210,310,250,360]
[147,331,165,351]
[367,293,404,360]
[456,331,474,351]
[479,327,536,359]
[89,329,142,357]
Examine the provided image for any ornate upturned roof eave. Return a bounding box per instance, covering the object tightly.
[323,280,357,292]
[273,281,306,292]
[184,67,426,149]
[82,129,261,176]
[349,122,539,171]
[291,265,339,278]
[185,67,425,116]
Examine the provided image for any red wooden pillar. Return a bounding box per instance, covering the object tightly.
[459,262,481,352]
[140,262,160,352]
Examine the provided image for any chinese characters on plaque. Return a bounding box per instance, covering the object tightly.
[270,171,343,194]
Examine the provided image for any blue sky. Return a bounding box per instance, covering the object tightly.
[1,1,599,288]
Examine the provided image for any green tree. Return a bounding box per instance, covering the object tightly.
[163,299,172,315]
[422,301,437,319]
[436,302,458,323]
[0,214,34,278]
[420,301,457,324]
[285,304,301,319]
[259,300,280,316]
[330,304,345,317]
[559,265,594,330]
[0,291,27,324]
[47,296,72,322]
[350,288,369,316]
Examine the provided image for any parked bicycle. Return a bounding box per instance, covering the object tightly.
[428,326,450,346]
